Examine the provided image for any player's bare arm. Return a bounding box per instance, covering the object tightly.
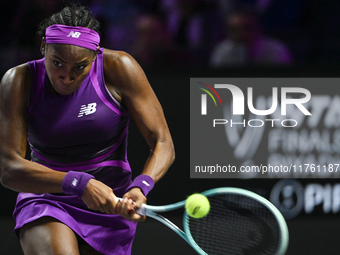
[103,49,175,178]
[0,64,67,193]
[103,49,175,219]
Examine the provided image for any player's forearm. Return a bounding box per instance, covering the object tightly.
[141,138,175,183]
[0,156,66,193]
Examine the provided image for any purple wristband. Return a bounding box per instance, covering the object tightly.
[126,175,154,197]
[61,171,95,198]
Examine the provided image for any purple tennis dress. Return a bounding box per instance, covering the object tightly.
[13,48,137,255]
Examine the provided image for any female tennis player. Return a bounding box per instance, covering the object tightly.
[0,4,175,255]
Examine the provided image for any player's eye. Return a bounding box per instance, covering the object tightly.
[75,65,86,70]
[53,61,63,67]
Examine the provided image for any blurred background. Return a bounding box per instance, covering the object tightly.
[1,0,340,254]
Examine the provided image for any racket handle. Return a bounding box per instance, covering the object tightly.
[115,197,147,215]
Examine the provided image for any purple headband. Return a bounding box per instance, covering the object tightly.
[45,24,100,51]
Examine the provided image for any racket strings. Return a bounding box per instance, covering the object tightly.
[186,193,281,255]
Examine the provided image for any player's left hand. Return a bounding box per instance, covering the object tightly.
[115,188,147,222]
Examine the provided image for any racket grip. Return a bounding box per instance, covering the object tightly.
[115,197,147,216]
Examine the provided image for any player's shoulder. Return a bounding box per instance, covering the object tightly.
[102,48,144,86]
[102,48,137,69]
[1,63,31,99]
[1,63,31,85]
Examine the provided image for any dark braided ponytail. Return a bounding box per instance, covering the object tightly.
[37,5,100,38]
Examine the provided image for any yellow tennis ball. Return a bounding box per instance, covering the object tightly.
[185,193,210,218]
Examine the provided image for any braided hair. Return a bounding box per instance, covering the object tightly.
[37,5,100,38]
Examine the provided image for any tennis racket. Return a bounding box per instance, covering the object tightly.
[117,187,289,255]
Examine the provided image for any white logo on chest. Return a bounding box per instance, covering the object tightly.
[78,103,97,117]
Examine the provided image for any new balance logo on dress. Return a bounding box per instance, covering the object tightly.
[78,103,97,117]
[67,31,81,38]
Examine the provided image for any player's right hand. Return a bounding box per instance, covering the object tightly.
[81,179,117,214]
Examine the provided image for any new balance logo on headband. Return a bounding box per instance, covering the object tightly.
[78,103,97,117]
[67,31,81,38]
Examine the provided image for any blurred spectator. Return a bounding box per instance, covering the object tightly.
[214,0,311,64]
[160,0,224,62]
[215,0,307,34]
[89,0,142,51]
[129,13,193,68]
[209,8,293,68]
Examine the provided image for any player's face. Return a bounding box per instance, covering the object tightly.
[227,14,258,44]
[43,43,96,95]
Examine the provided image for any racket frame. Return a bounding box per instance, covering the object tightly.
[118,187,289,255]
